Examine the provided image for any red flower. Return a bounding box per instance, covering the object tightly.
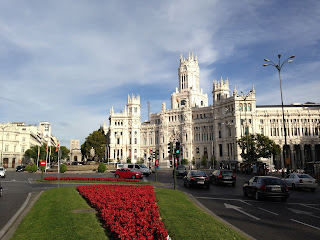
[77,185,169,239]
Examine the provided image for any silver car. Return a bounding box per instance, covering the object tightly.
[0,167,5,178]
[284,173,318,192]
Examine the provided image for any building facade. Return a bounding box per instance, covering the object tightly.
[105,54,320,173]
[69,139,82,162]
[0,121,57,168]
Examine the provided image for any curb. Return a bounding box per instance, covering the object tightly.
[0,191,43,240]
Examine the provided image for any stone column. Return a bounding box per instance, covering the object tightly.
[290,145,295,170]
[311,144,315,162]
[300,145,305,170]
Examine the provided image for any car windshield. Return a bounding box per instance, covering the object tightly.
[263,178,284,185]
[177,166,186,170]
[298,174,311,178]
[191,171,207,177]
[138,164,147,168]
[222,171,233,176]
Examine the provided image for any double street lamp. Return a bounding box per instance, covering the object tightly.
[238,90,252,163]
[263,54,295,176]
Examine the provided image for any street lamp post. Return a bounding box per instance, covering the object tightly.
[263,54,295,177]
[238,91,252,163]
[1,125,10,167]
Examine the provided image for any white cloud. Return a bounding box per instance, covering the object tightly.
[0,0,319,147]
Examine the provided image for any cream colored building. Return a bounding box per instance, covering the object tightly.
[105,53,320,173]
[70,139,82,162]
[0,121,57,168]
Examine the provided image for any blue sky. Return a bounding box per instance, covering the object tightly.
[0,0,319,148]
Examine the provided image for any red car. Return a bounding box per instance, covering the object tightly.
[115,168,143,179]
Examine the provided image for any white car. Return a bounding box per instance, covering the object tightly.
[0,167,6,178]
[284,173,318,192]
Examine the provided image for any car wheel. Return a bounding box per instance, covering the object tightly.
[115,174,120,179]
[243,189,248,197]
[132,175,136,179]
[255,191,261,200]
[292,183,296,190]
[311,188,315,192]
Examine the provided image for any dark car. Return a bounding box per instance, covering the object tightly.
[183,170,210,189]
[16,165,25,172]
[243,176,289,201]
[210,169,236,186]
[173,165,187,177]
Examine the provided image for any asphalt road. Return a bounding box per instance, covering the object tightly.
[1,169,319,240]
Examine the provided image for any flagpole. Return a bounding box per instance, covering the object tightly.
[45,143,48,173]
[37,146,40,169]
[58,144,60,188]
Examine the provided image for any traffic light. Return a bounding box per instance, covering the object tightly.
[175,142,180,154]
[168,142,173,154]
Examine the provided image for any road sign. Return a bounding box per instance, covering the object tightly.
[40,161,46,166]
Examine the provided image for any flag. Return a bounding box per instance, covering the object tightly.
[176,97,179,103]
[49,146,51,156]
[55,141,60,152]
[38,146,40,156]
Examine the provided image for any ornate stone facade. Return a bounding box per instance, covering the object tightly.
[105,54,320,172]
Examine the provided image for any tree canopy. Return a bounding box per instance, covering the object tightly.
[237,133,280,163]
[81,130,107,161]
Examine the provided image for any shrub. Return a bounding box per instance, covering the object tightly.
[25,165,31,172]
[181,159,188,165]
[60,164,67,173]
[97,163,107,173]
[31,164,38,172]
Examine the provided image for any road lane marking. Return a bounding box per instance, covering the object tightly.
[224,203,260,220]
[143,177,148,182]
[300,204,320,211]
[258,207,279,215]
[290,219,320,231]
[287,207,320,219]
[240,200,252,205]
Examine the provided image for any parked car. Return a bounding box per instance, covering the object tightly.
[114,168,143,179]
[210,169,236,186]
[16,165,25,172]
[183,170,210,189]
[284,173,317,192]
[173,165,187,177]
[243,176,289,201]
[0,182,2,197]
[0,167,6,178]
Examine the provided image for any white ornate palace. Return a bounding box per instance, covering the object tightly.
[104,53,320,173]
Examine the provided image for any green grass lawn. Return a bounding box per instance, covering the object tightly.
[11,186,248,240]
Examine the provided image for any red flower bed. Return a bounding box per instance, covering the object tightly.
[43,176,139,183]
[77,184,168,240]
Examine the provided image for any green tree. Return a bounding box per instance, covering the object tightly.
[201,155,208,168]
[237,133,281,163]
[81,130,107,161]
[24,144,69,164]
[181,159,188,165]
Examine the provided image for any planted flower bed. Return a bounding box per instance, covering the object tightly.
[77,184,169,240]
[43,176,139,183]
